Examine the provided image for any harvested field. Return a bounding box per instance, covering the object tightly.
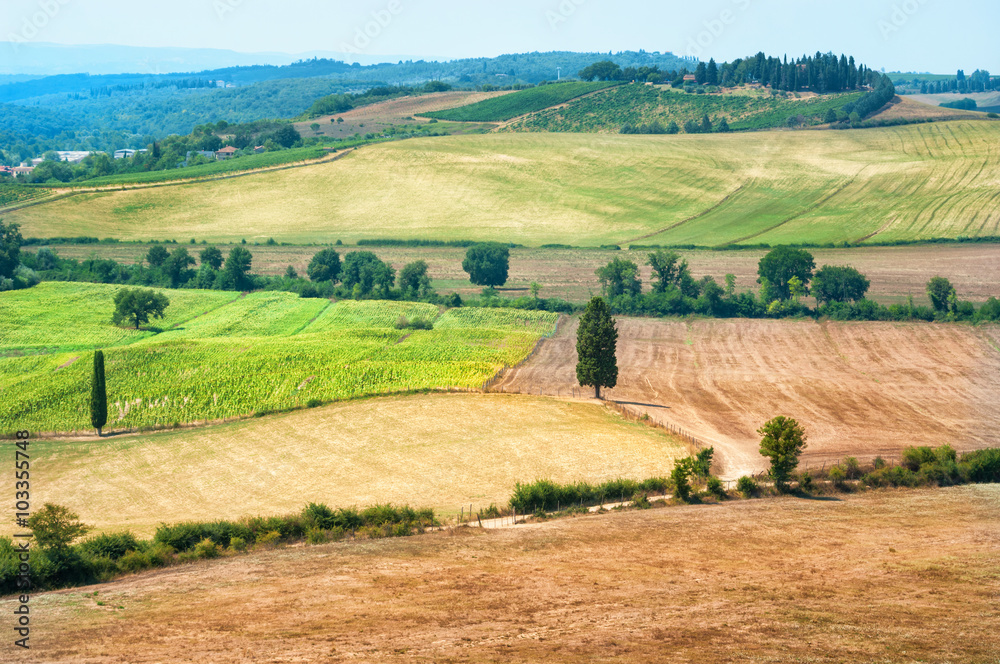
[0,393,686,537]
[9,485,1000,663]
[35,242,1000,306]
[292,90,510,138]
[494,317,1000,478]
[870,95,986,122]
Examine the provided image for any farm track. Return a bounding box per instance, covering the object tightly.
[493,317,1000,479]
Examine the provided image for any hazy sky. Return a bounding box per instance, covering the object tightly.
[2,0,997,73]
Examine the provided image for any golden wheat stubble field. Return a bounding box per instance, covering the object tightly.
[495,317,1000,478]
[9,485,999,663]
[0,393,686,538]
[8,120,1000,246]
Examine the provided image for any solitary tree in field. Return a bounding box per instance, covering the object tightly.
[462,243,509,288]
[90,350,107,436]
[112,288,170,330]
[576,297,618,399]
[758,416,808,492]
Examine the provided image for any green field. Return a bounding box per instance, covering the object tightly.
[6,120,1000,247]
[421,81,620,122]
[503,84,863,133]
[0,283,558,435]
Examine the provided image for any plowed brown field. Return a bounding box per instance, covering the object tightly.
[495,318,1000,478]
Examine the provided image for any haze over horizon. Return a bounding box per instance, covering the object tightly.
[1,0,998,75]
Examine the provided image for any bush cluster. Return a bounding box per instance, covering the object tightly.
[509,477,669,512]
[0,502,435,595]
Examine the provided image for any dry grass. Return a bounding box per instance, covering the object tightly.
[10,485,999,662]
[496,317,1000,478]
[0,393,686,537]
[8,121,1000,246]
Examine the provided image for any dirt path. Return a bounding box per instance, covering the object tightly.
[493,317,1000,479]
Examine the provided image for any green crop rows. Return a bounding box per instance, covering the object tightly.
[422,82,621,122]
[0,183,48,208]
[0,283,558,434]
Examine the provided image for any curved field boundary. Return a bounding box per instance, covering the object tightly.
[493,316,1000,479]
[623,183,746,246]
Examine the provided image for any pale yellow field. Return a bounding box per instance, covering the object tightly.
[9,120,1000,246]
[8,393,686,537]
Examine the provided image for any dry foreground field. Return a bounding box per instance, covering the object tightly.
[7,485,999,663]
[496,318,1000,478]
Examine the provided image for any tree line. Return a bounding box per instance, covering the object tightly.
[580,51,882,94]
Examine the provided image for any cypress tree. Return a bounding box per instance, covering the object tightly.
[91,350,107,436]
[576,297,618,399]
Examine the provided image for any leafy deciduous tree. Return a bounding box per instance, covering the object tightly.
[757,246,815,301]
[758,416,808,492]
[27,504,91,550]
[812,265,870,304]
[307,248,342,284]
[112,288,170,330]
[462,243,510,288]
[596,257,641,298]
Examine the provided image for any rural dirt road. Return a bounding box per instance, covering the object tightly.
[494,316,1000,479]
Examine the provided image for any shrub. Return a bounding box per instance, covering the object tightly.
[736,476,758,498]
[229,536,247,552]
[630,492,652,509]
[873,456,887,469]
[961,448,1000,482]
[862,465,918,488]
[255,530,282,548]
[693,447,714,478]
[902,446,936,471]
[79,531,140,561]
[798,473,814,493]
[706,476,727,499]
[844,457,861,479]
[306,528,331,544]
[192,538,221,559]
[394,315,410,330]
[116,550,151,574]
[828,465,848,489]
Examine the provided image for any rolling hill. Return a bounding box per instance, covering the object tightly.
[6,120,1000,247]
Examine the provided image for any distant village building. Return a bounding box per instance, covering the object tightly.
[215,146,239,160]
[12,166,35,177]
[683,74,697,82]
[113,149,149,159]
[253,146,266,154]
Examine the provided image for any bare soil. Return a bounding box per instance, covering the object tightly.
[495,317,1000,478]
[38,242,1000,305]
[293,90,511,139]
[9,485,999,663]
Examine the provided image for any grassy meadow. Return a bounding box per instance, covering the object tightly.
[0,392,687,536]
[0,283,558,434]
[6,120,999,247]
[420,81,619,122]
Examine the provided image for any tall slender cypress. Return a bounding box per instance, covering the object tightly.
[576,297,619,399]
[91,350,107,436]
